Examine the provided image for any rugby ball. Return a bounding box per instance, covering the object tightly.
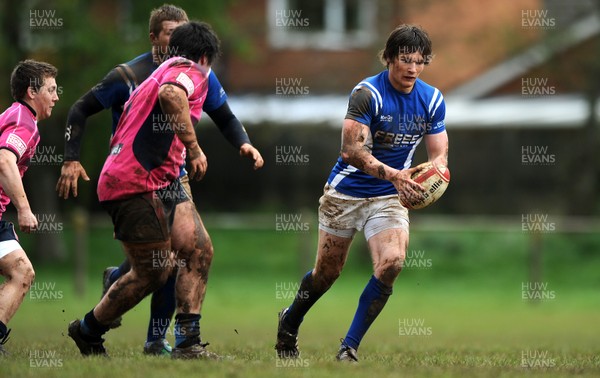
[401,162,450,210]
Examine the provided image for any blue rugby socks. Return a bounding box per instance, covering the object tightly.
[343,275,393,350]
[147,274,176,342]
[284,270,327,333]
[108,260,130,285]
[80,310,110,341]
[174,313,201,348]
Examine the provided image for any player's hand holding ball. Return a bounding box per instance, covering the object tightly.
[400,161,450,210]
[392,167,426,207]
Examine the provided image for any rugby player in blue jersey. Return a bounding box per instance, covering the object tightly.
[56,4,263,356]
[276,24,448,362]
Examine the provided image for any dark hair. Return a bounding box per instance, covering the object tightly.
[10,59,58,101]
[168,21,221,64]
[149,4,188,36]
[379,25,433,66]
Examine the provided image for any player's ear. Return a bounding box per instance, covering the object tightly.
[26,85,37,99]
[149,32,158,44]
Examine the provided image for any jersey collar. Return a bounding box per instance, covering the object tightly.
[17,100,37,118]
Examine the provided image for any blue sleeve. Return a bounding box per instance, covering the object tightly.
[427,91,446,134]
[90,68,130,110]
[202,70,227,112]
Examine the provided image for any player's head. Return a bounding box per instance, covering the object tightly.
[380,25,433,67]
[10,59,59,121]
[380,25,433,93]
[168,21,221,66]
[149,4,189,63]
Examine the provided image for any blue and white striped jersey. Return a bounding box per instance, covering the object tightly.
[327,71,446,198]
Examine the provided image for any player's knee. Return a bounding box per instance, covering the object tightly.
[377,256,403,283]
[139,265,171,291]
[313,265,342,290]
[197,239,213,262]
[11,260,35,291]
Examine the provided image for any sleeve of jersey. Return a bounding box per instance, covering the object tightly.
[160,66,207,99]
[0,122,33,161]
[202,70,228,112]
[427,89,446,134]
[160,66,208,124]
[90,68,130,110]
[345,87,376,126]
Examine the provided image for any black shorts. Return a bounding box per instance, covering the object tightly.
[0,221,19,242]
[101,180,189,243]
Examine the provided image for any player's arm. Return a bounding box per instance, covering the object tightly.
[424,130,448,167]
[341,119,424,202]
[57,66,127,199]
[205,102,264,170]
[56,91,105,199]
[158,83,207,181]
[342,88,425,202]
[0,149,37,233]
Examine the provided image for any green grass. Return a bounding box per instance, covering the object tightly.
[3,225,600,377]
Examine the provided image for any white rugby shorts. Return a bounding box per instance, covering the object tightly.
[0,240,22,260]
[0,221,22,260]
[318,184,409,240]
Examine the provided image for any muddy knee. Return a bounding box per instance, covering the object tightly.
[12,261,35,291]
[138,265,171,292]
[376,256,403,285]
[196,238,214,263]
[313,265,342,291]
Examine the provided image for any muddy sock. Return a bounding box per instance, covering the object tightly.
[109,260,131,285]
[174,313,201,348]
[80,310,110,341]
[147,274,176,342]
[284,271,327,333]
[343,275,392,350]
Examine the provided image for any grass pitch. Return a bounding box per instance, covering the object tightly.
[3,226,600,377]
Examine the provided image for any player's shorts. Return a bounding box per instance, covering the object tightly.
[101,180,189,243]
[318,184,409,240]
[0,220,22,260]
